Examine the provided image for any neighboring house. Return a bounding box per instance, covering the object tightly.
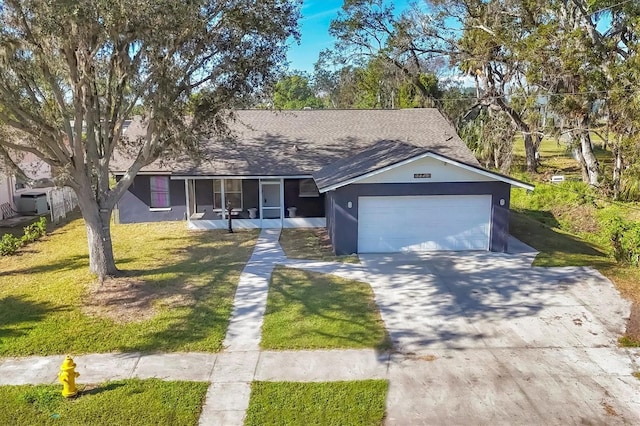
[0,171,16,210]
[112,109,534,255]
[0,155,53,218]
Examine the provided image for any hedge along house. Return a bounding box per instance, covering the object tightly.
[112,109,533,254]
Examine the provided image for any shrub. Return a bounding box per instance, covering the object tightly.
[603,214,640,266]
[511,181,594,212]
[1,217,47,256]
[0,233,22,256]
[21,217,47,244]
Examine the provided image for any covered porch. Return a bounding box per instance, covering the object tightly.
[175,176,326,229]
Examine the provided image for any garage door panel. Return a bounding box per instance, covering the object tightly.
[358,195,491,252]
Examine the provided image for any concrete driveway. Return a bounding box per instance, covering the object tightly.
[355,245,640,425]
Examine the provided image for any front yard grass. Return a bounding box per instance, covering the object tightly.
[245,380,388,426]
[0,219,258,355]
[0,379,208,426]
[261,267,391,350]
[509,211,614,268]
[279,228,359,263]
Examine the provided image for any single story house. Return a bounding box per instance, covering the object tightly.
[112,109,533,255]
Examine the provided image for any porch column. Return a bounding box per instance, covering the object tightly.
[220,178,226,220]
[185,179,191,222]
[258,179,263,227]
[280,178,285,227]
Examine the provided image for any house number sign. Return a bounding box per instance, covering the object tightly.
[413,173,432,178]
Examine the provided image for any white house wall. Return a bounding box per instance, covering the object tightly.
[0,173,14,208]
[356,156,494,184]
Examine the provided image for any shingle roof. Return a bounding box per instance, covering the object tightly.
[112,109,479,176]
[313,140,429,191]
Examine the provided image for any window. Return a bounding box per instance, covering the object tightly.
[299,179,319,197]
[214,179,243,209]
[15,176,27,191]
[150,176,170,208]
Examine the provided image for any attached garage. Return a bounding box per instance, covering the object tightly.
[314,141,535,256]
[357,195,492,252]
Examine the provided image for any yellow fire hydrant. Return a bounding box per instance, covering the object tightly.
[58,356,80,398]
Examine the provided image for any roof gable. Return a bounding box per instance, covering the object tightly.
[357,155,494,184]
[314,147,534,192]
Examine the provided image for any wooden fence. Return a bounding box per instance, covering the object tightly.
[47,187,78,224]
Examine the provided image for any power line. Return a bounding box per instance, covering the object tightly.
[438,86,640,102]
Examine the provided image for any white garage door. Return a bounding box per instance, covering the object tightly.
[358,195,492,252]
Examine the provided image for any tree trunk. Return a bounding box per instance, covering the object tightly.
[495,97,537,173]
[226,200,234,234]
[523,133,537,173]
[75,190,118,281]
[579,116,599,185]
[573,143,590,183]
[613,136,623,200]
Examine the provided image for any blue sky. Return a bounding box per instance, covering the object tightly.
[286,0,412,73]
[287,1,615,85]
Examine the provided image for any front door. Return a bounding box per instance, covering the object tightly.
[261,180,281,219]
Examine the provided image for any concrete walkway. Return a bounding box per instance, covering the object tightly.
[201,228,283,424]
[223,228,284,352]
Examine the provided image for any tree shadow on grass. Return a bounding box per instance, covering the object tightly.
[111,230,257,353]
[265,267,392,351]
[0,255,135,278]
[1,228,256,354]
[0,295,67,339]
[510,210,612,267]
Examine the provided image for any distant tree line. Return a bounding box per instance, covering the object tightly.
[271,0,640,201]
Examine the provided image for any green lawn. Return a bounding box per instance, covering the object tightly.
[0,219,258,355]
[261,267,390,350]
[279,228,359,263]
[245,380,388,426]
[0,379,207,426]
[509,211,613,269]
[512,134,612,180]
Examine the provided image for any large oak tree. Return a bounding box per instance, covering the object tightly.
[0,0,300,281]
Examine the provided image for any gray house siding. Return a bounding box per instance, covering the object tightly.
[242,180,260,218]
[328,181,511,255]
[193,179,259,219]
[116,175,186,223]
[117,177,327,223]
[195,180,212,216]
[325,191,336,249]
[283,179,325,218]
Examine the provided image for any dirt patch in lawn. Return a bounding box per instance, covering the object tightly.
[83,276,196,323]
[551,203,601,235]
